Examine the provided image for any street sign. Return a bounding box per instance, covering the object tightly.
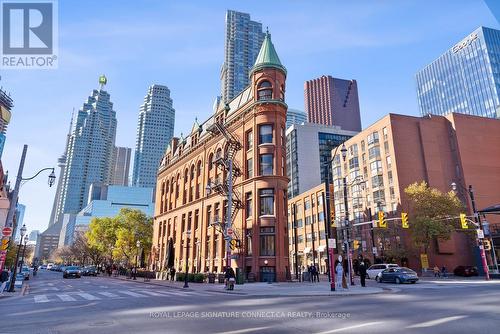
[227,228,234,236]
[2,227,12,237]
[328,238,335,248]
[372,247,378,255]
[1,239,8,250]
[477,229,485,239]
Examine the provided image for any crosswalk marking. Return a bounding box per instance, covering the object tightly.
[97,292,119,298]
[119,290,146,297]
[57,294,76,302]
[137,290,164,296]
[77,292,101,300]
[34,295,49,303]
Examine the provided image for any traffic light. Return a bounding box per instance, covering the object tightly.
[235,239,241,248]
[229,239,237,250]
[353,240,360,250]
[401,212,409,229]
[330,211,335,226]
[484,240,491,251]
[378,211,386,228]
[460,213,468,229]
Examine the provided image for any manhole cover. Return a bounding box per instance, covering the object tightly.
[89,321,114,327]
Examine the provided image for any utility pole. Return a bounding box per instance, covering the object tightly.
[368,207,376,263]
[5,145,28,232]
[469,185,490,280]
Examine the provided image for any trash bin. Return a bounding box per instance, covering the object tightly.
[236,268,244,285]
[217,274,225,283]
[208,273,216,283]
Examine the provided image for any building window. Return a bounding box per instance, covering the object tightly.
[246,130,253,151]
[368,146,380,160]
[206,205,212,226]
[386,156,392,169]
[259,188,274,216]
[246,229,252,256]
[257,81,273,100]
[259,125,273,144]
[305,216,312,225]
[247,158,253,178]
[372,175,384,188]
[382,127,388,140]
[194,210,199,230]
[304,199,311,210]
[370,160,383,175]
[260,227,275,256]
[259,154,273,175]
[367,132,379,146]
[245,192,253,219]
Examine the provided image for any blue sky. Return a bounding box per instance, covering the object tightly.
[1,0,498,233]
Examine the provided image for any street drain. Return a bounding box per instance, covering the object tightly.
[89,321,114,327]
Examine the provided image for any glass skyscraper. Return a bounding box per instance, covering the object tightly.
[416,26,500,119]
[55,76,117,218]
[221,10,264,103]
[132,84,175,188]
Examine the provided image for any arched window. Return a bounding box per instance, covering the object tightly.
[257,80,273,101]
[197,160,202,176]
[208,153,214,171]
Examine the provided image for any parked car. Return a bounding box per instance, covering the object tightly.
[39,265,47,270]
[379,267,419,284]
[21,266,31,280]
[46,263,54,270]
[59,266,68,272]
[63,266,81,279]
[366,263,399,281]
[453,265,479,277]
[81,266,98,276]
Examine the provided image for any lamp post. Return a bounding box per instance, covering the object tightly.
[1,145,55,273]
[133,240,140,280]
[184,230,191,288]
[339,145,354,286]
[451,182,490,280]
[8,224,27,292]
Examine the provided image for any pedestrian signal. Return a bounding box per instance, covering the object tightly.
[460,213,468,229]
[353,240,360,250]
[484,240,491,251]
[229,239,237,250]
[378,211,386,228]
[401,212,409,229]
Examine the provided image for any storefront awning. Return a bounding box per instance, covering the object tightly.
[317,245,326,252]
[479,204,500,215]
[303,247,311,254]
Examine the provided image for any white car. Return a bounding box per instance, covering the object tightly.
[46,263,54,270]
[366,263,399,281]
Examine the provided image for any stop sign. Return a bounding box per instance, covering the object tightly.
[227,228,233,236]
[2,227,12,237]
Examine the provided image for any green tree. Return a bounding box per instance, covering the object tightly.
[86,216,119,263]
[112,208,153,267]
[404,181,464,255]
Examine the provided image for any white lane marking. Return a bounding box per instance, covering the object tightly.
[215,327,271,334]
[119,290,146,297]
[315,322,383,334]
[34,295,49,303]
[47,283,54,286]
[77,293,101,300]
[155,290,187,296]
[406,315,468,328]
[137,290,164,296]
[99,286,108,288]
[97,292,119,298]
[57,294,76,302]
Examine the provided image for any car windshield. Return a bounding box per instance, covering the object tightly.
[66,266,79,270]
[399,268,415,273]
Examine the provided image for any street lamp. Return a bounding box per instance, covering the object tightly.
[184,230,191,288]
[451,182,490,280]
[133,240,141,280]
[8,224,27,292]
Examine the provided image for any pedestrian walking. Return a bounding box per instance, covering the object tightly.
[224,266,236,290]
[359,261,367,287]
[307,265,312,282]
[335,262,344,289]
[433,265,440,278]
[170,267,176,281]
[441,266,447,278]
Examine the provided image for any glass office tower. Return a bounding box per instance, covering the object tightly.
[416,26,500,119]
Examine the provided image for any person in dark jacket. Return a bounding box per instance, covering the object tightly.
[170,267,176,281]
[225,267,236,290]
[359,261,367,287]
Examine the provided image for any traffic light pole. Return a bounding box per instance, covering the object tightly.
[342,176,354,286]
[368,207,376,263]
[468,185,489,280]
[323,163,335,291]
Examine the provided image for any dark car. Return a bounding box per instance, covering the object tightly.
[63,266,81,279]
[379,267,419,284]
[454,266,479,277]
[81,266,98,276]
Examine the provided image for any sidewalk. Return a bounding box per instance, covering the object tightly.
[106,275,388,297]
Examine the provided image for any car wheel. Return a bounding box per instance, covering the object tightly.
[375,276,379,282]
[395,277,401,284]
[366,274,370,279]
[63,275,67,279]
[411,281,416,284]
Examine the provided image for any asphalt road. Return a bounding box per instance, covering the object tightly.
[1,270,499,334]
